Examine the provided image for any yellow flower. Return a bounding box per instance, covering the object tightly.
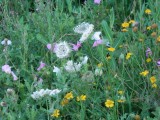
[150,76,156,84]
[147,26,151,30]
[121,29,128,32]
[97,63,103,68]
[118,90,124,95]
[105,99,114,108]
[107,47,115,52]
[117,99,126,103]
[122,22,129,28]
[61,99,69,106]
[157,36,160,42]
[146,58,151,63]
[126,53,132,60]
[129,20,135,24]
[51,109,60,118]
[106,56,111,60]
[145,9,151,14]
[152,83,157,88]
[140,70,149,76]
[77,95,87,101]
[64,92,74,100]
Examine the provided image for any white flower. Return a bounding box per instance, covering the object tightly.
[79,24,94,43]
[92,31,101,40]
[31,89,61,100]
[65,60,82,72]
[95,68,103,76]
[74,22,92,34]
[81,56,88,65]
[1,38,12,45]
[54,41,71,59]
[53,66,61,76]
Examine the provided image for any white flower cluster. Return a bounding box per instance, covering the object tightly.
[74,22,94,43]
[64,60,82,72]
[31,89,61,100]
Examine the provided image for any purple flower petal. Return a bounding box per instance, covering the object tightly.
[2,65,12,74]
[72,42,81,51]
[94,0,101,4]
[92,39,103,47]
[157,59,160,67]
[37,61,46,71]
[146,47,152,57]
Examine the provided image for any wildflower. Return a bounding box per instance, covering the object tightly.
[157,59,160,67]
[121,22,129,28]
[46,43,57,52]
[11,71,18,81]
[71,41,81,51]
[129,20,135,24]
[145,9,151,14]
[81,56,88,65]
[77,95,87,101]
[118,90,124,95]
[73,22,93,34]
[147,26,151,30]
[64,92,74,100]
[121,29,128,32]
[152,83,157,88]
[150,76,156,84]
[61,99,69,106]
[107,47,115,52]
[97,63,103,68]
[95,68,103,76]
[146,47,152,57]
[94,0,101,4]
[31,89,61,100]
[53,66,61,76]
[146,58,151,63]
[54,41,71,59]
[37,61,46,71]
[92,31,102,41]
[64,60,81,72]
[1,38,12,46]
[51,109,60,118]
[117,96,126,103]
[6,88,15,95]
[156,36,160,42]
[2,65,12,74]
[105,99,114,108]
[92,39,103,47]
[126,53,132,60]
[106,55,111,60]
[151,23,158,29]
[140,70,149,76]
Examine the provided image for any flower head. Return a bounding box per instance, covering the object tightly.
[51,109,60,118]
[105,99,114,108]
[146,47,152,57]
[64,92,74,100]
[92,39,103,47]
[140,70,149,76]
[157,59,160,67]
[146,58,151,63]
[77,95,87,101]
[122,22,129,28]
[107,47,115,52]
[53,66,61,76]
[54,41,71,59]
[81,56,88,65]
[145,9,151,14]
[150,76,156,84]
[61,99,69,106]
[1,38,12,46]
[2,65,12,74]
[95,68,103,76]
[92,31,102,41]
[152,83,157,88]
[71,41,81,51]
[126,53,132,60]
[37,61,46,71]
[94,0,101,4]
[65,60,81,72]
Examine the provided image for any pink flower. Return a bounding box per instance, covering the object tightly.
[37,61,46,71]
[94,0,101,4]
[2,65,12,74]
[46,43,57,52]
[92,39,103,47]
[71,42,81,51]
[157,59,160,67]
[11,72,18,81]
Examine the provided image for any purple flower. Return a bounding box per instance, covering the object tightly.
[94,0,101,4]
[37,61,46,71]
[92,39,103,47]
[11,71,18,81]
[146,47,152,57]
[46,43,57,52]
[2,65,12,74]
[157,59,160,67]
[71,41,81,51]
